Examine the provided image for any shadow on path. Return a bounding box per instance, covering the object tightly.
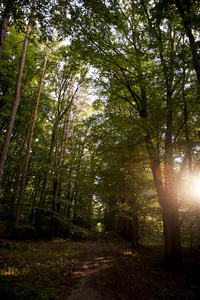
[66,232,126,300]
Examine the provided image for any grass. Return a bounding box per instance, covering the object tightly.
[0,238,91,300]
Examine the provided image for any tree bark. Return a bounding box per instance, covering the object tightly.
[150,21,182,268]
[196,206,200,249]
[35,100,74,227]
[50,196,56,241]
[0,1,34,181]
[162,205,182,268]
[53,110,69,217]
[0,16,9,60]
[175,0,200,85]
[0,0,12,60]
[131,213,139,248]
[50,139,59,241]
[67,113,75,218]
[14,43,51,227]
[145,136,182,268]
[8,120,31,230]
[35,119,58,227]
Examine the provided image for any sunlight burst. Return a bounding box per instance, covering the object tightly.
[190,176,200,200]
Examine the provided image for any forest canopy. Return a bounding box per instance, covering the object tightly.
[0,0,200,268]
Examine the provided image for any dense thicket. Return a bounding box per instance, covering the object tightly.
[0,0,200,269]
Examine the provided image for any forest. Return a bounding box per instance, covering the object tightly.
[1,0,200,297]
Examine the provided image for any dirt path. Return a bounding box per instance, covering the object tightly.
[65,233,145,300]
[66,232,125,300]
[57,232,200,300]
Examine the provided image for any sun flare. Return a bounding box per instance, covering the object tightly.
[190,176,200,199]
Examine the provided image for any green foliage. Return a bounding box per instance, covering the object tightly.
[1,0,200,252]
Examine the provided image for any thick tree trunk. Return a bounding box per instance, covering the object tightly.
[0,7,31,181]
[162,204,182,268]
[195,205,200,249]
[144,23,182,268]
[120,212,138,247]
[145,137,182,269]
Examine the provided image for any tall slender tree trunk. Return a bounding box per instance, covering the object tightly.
[63,110,71,156]
[35,119,58,227]
[14,42,52,227]
[50,138,59,241]
[29,176,41,224]
[53,110,69,213]
[8,121,31,231]
[67,112,75,218]
[0,16,10,60]
[66,170,72,218]
[73,132,87,223]
[0,0,12,60]
[35,110,73,227]
[50,197,56,241]
[52,111,70,220]
[60,111,71,215]
[0,3,33,181]
[35,65,83,231]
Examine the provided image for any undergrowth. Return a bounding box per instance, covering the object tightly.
[0,238,90,300]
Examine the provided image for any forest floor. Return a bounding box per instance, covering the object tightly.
[0,231,200,299]
[57,231,200,300]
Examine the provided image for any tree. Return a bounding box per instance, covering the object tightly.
[14,35,55,227]
[0,24,49,224]
[88,101,153,247]
[61,0,199,268]
[0,0,34,181]
[0,0,29,60]
[153,0,200,86]
[34,47,87,238]
[0,0,11,60]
